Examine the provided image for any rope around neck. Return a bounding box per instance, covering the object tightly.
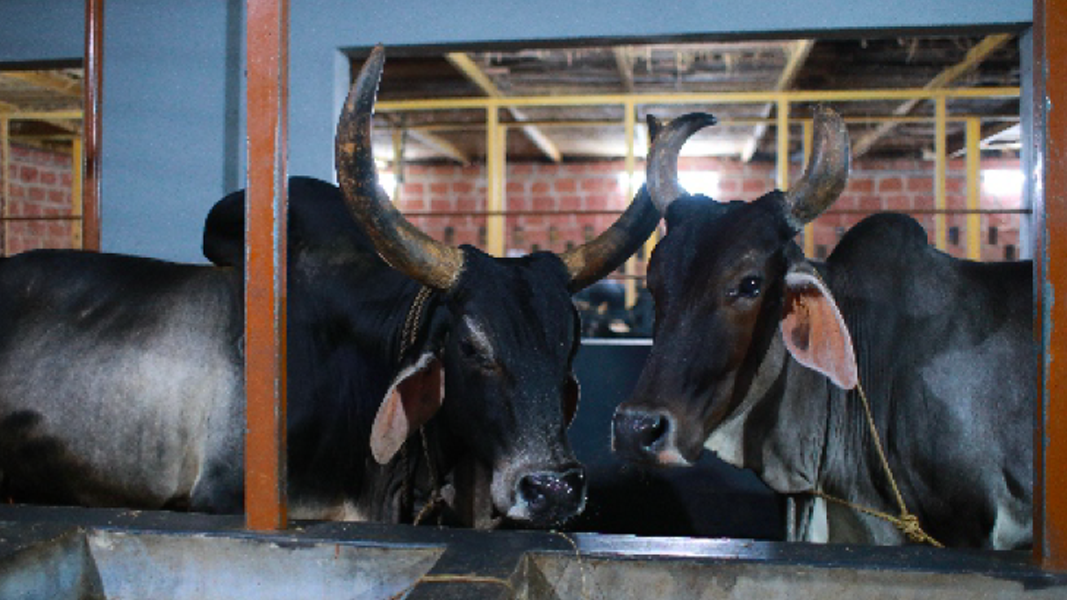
[396,285,447,526]
[814,379,943,547]
[399,285,433,361]
[806,268,942,547]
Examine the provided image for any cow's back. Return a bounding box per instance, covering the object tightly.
[0,250,245,511]
[821,213,1033,548]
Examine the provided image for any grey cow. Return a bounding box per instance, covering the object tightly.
[613,107,1032,548]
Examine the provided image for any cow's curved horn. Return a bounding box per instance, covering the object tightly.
[646,113,719,214]
[646,114,663,145]
[782,106,851,230]
[336,45,465,291]
[559,184,661,293]
[558,114,666,293]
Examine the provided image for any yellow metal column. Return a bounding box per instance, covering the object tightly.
[802,118,815,257]
[623,101,637,307]
[485,106,505,256]
[776,99,790,190]
[641,105,658,286]
[934,95,948,250]
[965,117,981,260]
[1,116,8,256]
[391,128,404,201]
[71,137,84,249]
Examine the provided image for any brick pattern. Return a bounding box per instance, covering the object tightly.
[395,162,637,256]
[805,157,1024,262]
[1,143,79,255]
[392,155,1024,272]
[0,145,1022,266]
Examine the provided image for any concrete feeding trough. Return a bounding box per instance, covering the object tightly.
[1,505,1065,600]
[0,511,442,600]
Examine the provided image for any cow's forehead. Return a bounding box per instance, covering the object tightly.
[449,248,575,345]
[656,194,790,280]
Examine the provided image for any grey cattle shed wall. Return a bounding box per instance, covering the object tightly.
[0,0,1032,263]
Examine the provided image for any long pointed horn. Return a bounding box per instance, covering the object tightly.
[782,106,850,230]
[646,113,718,214]
[559,114,674,292]
[557,114,669,293]
[335,45,464,291]
[560,184,660,293]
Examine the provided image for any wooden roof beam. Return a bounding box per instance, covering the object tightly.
[947,119,1019,157]
[851,33,1013,158]
[406,128,470,164]
[0,100,80,133]
[446,52,562,163]
[1,71,82,97]
[613,47,635,92]
[741,39,814,162]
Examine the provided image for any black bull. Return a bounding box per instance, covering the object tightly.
[0,46,659,528]
[613,108,1033,549]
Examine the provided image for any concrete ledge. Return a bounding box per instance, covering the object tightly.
[0,505,1063,599]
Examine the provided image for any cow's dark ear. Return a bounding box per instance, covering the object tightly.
[780,268,858,390]
[563,373,580,427]
[370,352,444,464]
[202,189,247,266]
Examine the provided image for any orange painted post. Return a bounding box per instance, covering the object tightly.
[244,0,289,531]
[81,0,103,251]
[1035,0,1067,570]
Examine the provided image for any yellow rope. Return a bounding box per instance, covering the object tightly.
[412,427,444,526]
[814,380,943,547]
[387,574,515,600]
[551,530,592,600]
[807,268,942,547]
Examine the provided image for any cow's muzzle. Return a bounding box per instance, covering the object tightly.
[509,467,586,526]
[611,407,694,467]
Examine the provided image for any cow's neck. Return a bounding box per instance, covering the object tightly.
[284,269,438,518]
[706,331,834,495]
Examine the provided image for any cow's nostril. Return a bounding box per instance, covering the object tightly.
[519,475,548,513]
[639,414,668,449]
[614,409,670,457]
[518,468,586,522]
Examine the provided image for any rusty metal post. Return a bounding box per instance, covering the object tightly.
[244,0,289,531]
[1034,0,1067,571]
[81,0,103,251]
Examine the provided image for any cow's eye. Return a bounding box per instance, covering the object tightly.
[732,276,763,299]
[459,337,498,372]
[459,338,480,359]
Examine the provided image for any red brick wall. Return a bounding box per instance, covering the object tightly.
[391,155,1024,271]
[1,143,78,255]
[807,157,1024,262]
[3,146,1018,265]
[395,162,635,255]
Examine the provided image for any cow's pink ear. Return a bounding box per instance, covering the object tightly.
[780,270,858,390]
[370,353,444,464]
